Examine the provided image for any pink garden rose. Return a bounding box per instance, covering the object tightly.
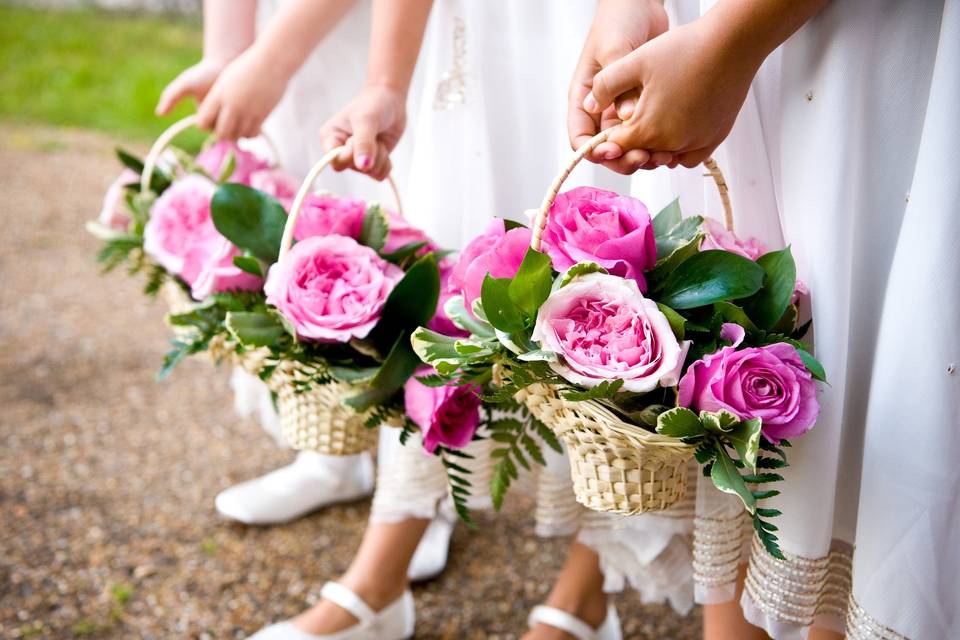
[98,169,138,231]
[532,272,686,393]
[196,141,270,185]
[405,369,482,453]
[540,187,656,291]
[700,218,767,261]
[189,236,263,300]
[143,174,219,281]
[383,208,435,254]
[293,194,367,242]
[428,260,469,337]
[678,323,819,443]
[250,168,299,210]
[264,235,403,342]
[449,219,531,311]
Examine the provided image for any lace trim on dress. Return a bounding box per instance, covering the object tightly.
[433,17,467,111]
[845,595,909,640]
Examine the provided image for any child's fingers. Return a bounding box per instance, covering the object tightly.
[567,54,606,157]
[348,113,379,173]
[675,146,715,168]
[615,89,639,121]
[195,91,221,132]
[156,74,191,116]
[214,106,241,141]
[369,148,392,182]
[601,148,651,175]
[583,49,646,115]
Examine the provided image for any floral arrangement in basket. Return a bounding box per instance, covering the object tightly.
[409,137,825,558]
[88,116,449,456]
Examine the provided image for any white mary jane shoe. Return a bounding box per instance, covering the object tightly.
[250,581,415,640]
[215,451,375,525]
[527,603,622,640]
[407,513,454,582]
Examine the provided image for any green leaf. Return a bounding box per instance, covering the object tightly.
[648,233,705,289]
[517,349,558,363]
[358,203,389,252]
[225,311,286,347]
[710,443,756,513]
[442,296,496,337]
[658,250,765,310]
[742,247,797,329]
[503,219,528,232]
[480,276,526,334]
[772,304,799,335]
[656,407,706,439]
[561,379,624,401]
[344,337,421,411]
[232,255,264,277]
[797,348,827,382]
[411,327,463,369]
[508,248,553,318]
[656,303,686,341]
[371,253,440,353]
[700,410,741,435]
[632,404,671,429]
[742,473,785,484]
[713,301,758,332]
[727,417,762,472]
[117,147,170,193]
[211,184,288,262]
[329,366,381,383]
[532,417,563,453]
[554,261,608,291]
[652,198,682,237]
[380,241,428,264]
[655,216,704,260]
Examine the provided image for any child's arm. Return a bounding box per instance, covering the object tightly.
[573,0,829,172]
[320,0,434,178]
[196,0,358,139]
[156,0,257,116]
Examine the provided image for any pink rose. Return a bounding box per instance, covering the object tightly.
[264,235,403,342]
[540,187,656,291]
[293,194,367,242]
[383,208,435,254]
[196,141,270,185]
[189,236,263,301]
[449,219,531,311]
[250,168,300,210]
[405,368,482,453]
[532,273,685,393]
[700,218,767,261]
[143,174,219,280]
[98,169,138,231]
[678,324,820,443]
[791,279,809,305]
[428,260,469,337]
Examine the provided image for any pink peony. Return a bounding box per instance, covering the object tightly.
[143,174,219,280]
[383,208,435,254]
[449,219,531,311]
[250,168,300,210]
[678,323,820,443]
[264,235,403,342]
[196,141,270,185]
[405,368,482,453]
[532,273,685,393]
[189,236,263,301]
[540,187,656,291]
[428,260,469,337]
[98,169,138,231]
[293,194,367,242]
[700,218,767,261]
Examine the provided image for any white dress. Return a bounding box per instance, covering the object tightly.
[633,1,960,637]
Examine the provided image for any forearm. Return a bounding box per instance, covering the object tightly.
[249,0,357,81]
[202,0,257,63]
[705,0,829,68]
[366,0,434,96]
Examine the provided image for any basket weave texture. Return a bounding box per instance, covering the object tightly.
[515,382,694,515]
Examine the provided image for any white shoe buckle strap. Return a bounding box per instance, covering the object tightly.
[527,605,598,640]
[320,582,378,627]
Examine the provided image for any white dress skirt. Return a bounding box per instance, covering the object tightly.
[632,1,960,637]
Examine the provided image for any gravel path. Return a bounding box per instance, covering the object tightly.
[0,124,701,639]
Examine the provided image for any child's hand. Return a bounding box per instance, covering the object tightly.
[584,13,767,169]
[155,59,227,116]
[319,85,406,181]
[568,0,668,173]
[196,47,289,141]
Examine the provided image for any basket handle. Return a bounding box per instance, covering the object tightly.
[140,114,283,194]
[529,129,734,252]
[278,146,404,263]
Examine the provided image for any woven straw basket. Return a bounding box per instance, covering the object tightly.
[262,146,404,455]
[522,129,736,515]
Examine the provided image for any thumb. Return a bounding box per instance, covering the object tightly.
[156,74,191,116]
[349,111,380,172]
[583,48,647,115]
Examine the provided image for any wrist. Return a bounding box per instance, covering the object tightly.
[248,39,298,84]
[699,7,769,73]
[363,78,408,102]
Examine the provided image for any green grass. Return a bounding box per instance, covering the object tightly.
[0,5,203,141]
